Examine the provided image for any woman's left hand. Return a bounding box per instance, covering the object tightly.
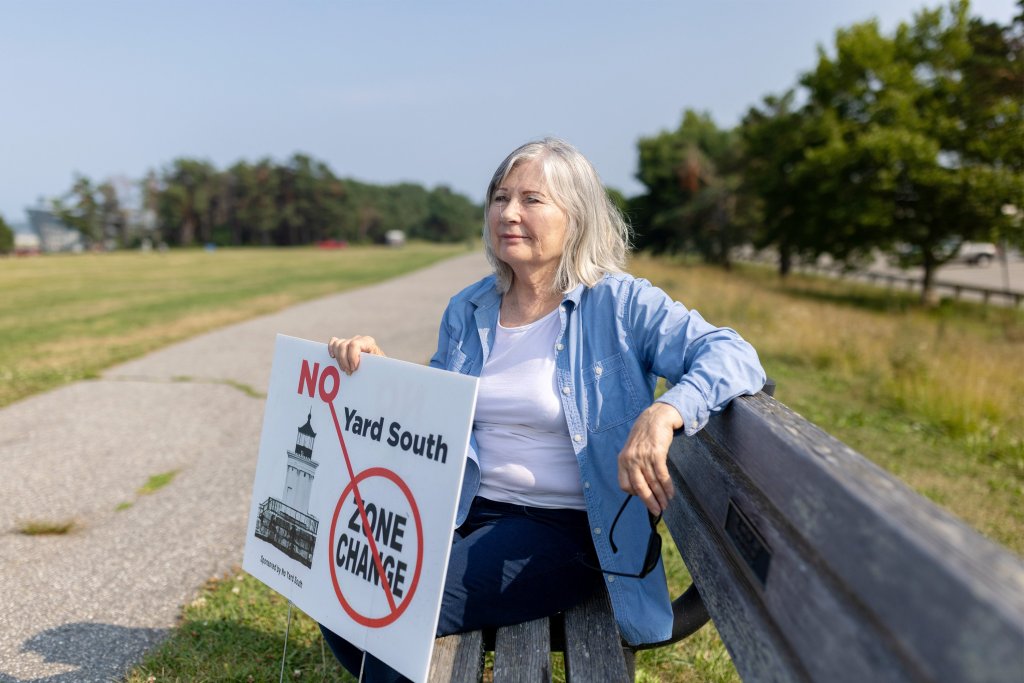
[617,402,684,516]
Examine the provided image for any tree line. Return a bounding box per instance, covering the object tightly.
[630,0,1022,302]
[46,153,481,249]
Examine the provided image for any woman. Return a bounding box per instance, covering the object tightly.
[322,138,765,681]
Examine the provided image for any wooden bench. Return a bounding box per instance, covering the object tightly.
[428,384,1024,682]
[427,577,713,682]
[428,587,632,682]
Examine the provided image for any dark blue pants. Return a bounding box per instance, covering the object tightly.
[319,497,603,682]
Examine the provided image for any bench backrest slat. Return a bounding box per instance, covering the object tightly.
[665,392,1024,683]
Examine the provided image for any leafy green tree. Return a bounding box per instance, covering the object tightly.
[271,153,345,245]
[51,173,102,243]
[380,183,431,240]
[794,0,1024,302]
[960,3,1024,249]
[97,181,127,247]
[157,159,218,246]
[0,215,13,254]
[223,159,274,245]
[634,110,749,266]
[298,154,349,243]
[419,186,480,242]
[741,91,836,276]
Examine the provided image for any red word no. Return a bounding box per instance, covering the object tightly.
[297,360,340,403]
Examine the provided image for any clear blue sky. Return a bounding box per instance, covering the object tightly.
[1,0,1017,224]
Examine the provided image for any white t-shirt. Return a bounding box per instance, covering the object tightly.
[474,307,586,509]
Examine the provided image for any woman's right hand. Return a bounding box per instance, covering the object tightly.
[328,335,386,374]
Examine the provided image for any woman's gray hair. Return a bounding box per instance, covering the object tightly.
[483,138,632,294]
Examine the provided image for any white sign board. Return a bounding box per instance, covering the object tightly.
[243,334,478,682]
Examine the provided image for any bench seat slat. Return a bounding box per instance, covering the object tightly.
[563,588,631,682]
[493,617,551,683]
[429,631,483,683]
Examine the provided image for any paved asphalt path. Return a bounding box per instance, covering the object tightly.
[0,250,490,683]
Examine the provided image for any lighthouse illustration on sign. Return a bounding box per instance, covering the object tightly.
[254,410,321,568]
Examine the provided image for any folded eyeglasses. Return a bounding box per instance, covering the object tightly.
[600,494,663,579]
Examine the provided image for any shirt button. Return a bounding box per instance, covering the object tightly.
[573,434,582,443]
[561,386,570,396]
[584,481,591,489]
[607,575,616,583]
[691,420,699,429]
[555,343,565,351]
[595,365,603,376]
[594,527,602,534]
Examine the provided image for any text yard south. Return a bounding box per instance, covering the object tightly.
[344,407,449,464]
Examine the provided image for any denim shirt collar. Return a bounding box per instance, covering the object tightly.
[563,283,586,309]
[467,280,586,310]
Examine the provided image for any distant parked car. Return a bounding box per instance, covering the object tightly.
[384,230,406,247]
[889,240,1000,268]
[952,241,997,267]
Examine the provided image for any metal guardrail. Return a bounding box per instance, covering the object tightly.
[734,250,1023,307]
[798,265,1023,306]
[851,270,1019,305]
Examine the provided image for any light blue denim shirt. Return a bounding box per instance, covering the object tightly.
[429,272,766,646]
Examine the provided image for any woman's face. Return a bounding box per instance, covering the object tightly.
[488,159,568,282]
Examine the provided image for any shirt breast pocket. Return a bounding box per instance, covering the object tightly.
[583,353,639,432]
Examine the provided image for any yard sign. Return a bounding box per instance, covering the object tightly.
[243,334,478,682]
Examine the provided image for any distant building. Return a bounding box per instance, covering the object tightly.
[385,229,406,247]
[26,209,83,253]
[11,223,41,254]
[254,411,321,568]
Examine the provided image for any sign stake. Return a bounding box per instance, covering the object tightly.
[279,601,293,683]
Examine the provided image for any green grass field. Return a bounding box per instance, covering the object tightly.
[0,243,465,408]
[5,247,1020,682]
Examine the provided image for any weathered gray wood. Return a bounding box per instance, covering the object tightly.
[563,588,632,682]
[493,617,552,683]
[665,392,1024,683]
[434,591,631,682]
[429,631,483,683]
